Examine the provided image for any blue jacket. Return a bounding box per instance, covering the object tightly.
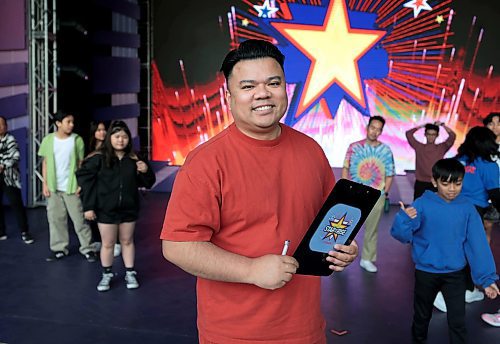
[391,191,498,288]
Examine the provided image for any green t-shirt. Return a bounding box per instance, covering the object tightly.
[37,132,85,194]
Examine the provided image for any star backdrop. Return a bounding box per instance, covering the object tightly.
[152,0,499,173]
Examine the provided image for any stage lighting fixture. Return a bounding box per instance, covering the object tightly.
[58,20,88,35]
[58,65,89,80]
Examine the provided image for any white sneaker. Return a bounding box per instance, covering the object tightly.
[433,292,447,312]
[465,288,484,303]
[125,270,139,289]
[113,244,121,257]
[97,272,114,292]
[481,310,500,327]
[360,259,378,273]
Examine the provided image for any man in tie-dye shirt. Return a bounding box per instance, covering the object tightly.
[342,115,395,273]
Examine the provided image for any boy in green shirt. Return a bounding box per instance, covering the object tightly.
[38,111,95,262]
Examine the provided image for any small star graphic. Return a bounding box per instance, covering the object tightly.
[254,0,279,19]
[242,18,249,27]
[403,0,433,18]
[435,15,444,24]
[323,213,350,241]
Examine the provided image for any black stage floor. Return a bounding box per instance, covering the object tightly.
[1,192,499,343]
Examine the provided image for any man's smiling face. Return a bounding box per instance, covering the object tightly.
[225,57,288,140]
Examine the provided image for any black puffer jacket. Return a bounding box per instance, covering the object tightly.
[76,153,156,215]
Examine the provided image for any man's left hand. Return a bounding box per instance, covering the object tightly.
[325,240,359,272]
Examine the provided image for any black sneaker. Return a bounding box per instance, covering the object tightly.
[46,251,67,261]
[84,251,97,263]
[21,232,34,244]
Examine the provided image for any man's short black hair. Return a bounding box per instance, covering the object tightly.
[220,39,285,80]
[368,115,385,127]
[53,110,74,123]
[432,158,465,183]
[424,123,439,133]
[482,112,500,127]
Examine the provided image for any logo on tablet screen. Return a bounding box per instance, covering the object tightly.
[309,203,361,253]
[323,213,351,241]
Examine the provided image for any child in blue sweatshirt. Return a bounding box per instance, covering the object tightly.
[391,158,499,344]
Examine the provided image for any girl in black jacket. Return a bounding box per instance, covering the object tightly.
[77,120,155,292]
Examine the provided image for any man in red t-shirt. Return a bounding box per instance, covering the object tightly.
[406,121,456,200]
[160,39,359,343]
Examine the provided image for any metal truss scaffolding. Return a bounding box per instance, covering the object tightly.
[138,0,151,159]
[28,0,57,206]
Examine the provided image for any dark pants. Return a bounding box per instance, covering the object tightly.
[463,265,474,292]
[412,269,467,344]
[0,180,29,236]
[414,180,436,200]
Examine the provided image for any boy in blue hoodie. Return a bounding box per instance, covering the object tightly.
[391,158,498,344]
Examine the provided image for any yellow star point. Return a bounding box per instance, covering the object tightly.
[272,0,385,115]
[242,18,249,27]
[330,214,349,230]
[435,15,444,24]
[324,213,350,241]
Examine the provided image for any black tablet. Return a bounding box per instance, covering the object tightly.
[293,178,381,276]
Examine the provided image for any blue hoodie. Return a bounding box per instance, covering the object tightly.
[391,190,498,288]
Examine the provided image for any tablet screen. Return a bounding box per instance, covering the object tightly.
[293,179,381,276]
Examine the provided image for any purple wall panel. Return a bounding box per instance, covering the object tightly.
[93,103,140,120]
[0,62,27,86]
[92,57,140,94]
[0,0,26,50]
[0,50,28,64]
[0,93,27,118]
[96,0,140,19]
[92,31,140,48]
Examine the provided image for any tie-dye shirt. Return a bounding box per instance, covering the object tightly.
[343,139,395,190]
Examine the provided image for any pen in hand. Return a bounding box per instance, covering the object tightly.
[281,240,290,255]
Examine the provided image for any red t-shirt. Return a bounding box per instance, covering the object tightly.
[161,124,335,343]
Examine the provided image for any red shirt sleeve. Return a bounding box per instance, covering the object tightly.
[160,163,221,242]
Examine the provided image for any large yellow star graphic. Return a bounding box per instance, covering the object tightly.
[272,0,385,115]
